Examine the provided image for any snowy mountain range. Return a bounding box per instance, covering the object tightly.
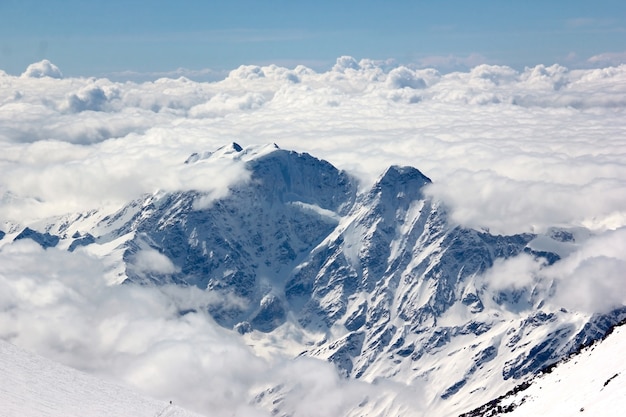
[2,143,624,416]
[461,317,626,417]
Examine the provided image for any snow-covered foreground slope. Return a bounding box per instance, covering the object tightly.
[463,320,626,417]
[0,339,204,417]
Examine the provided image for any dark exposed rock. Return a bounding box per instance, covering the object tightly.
[14,227,59,248]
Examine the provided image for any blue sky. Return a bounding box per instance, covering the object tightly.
[1,0,625,77]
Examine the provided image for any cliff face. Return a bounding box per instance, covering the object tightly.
[9,143,625,416]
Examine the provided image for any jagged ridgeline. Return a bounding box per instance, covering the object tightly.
[5,143,625,414]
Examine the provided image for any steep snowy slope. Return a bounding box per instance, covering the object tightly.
[461,320,626,417]
[0,339,204,417]
[2,143,624,416]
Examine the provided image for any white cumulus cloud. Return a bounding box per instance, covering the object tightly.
[21,59,63,79]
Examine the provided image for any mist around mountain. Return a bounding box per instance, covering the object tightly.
[1,142,624,416]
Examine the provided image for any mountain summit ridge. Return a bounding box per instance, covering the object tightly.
[1,143,624,416]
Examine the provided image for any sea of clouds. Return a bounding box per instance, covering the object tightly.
[2,57,625,232]
[1,57,625,415]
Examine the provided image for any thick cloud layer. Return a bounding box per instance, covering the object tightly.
[0,132,249,222]
[0,240,259,415]
[2,58,625,233]
[0,240,387,416]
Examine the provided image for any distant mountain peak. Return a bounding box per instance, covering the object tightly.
[377,163,430,186]
[184,142,283,165]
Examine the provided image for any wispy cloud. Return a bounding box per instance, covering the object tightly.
[588,51,626,66]
[105,67,229,82]
[566,17,615,28]
[413,53,490,71]
[39,28,318,46]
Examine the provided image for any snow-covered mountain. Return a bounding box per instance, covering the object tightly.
[461,319,626,417]
[2,143,624,416]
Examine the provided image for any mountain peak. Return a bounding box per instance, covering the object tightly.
[16,144,624,417]
[379,164,431,186]
[367,164,432,203]
[184,143,282,165]
[212,142,244,158]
